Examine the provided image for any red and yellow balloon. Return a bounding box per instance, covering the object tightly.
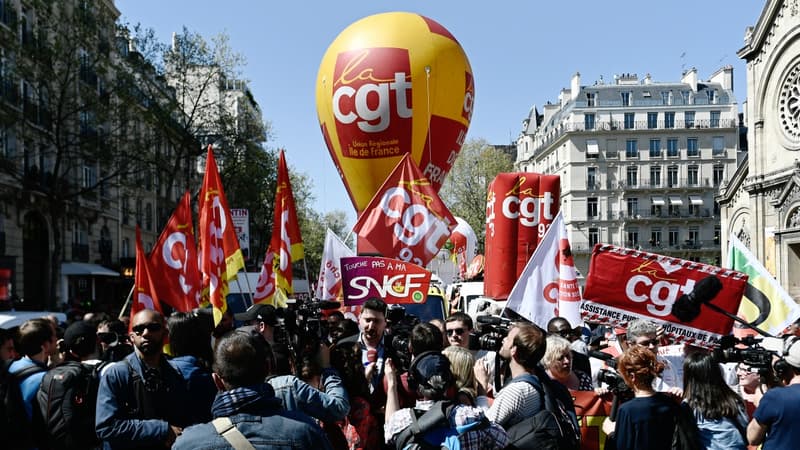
[316,12,474,213]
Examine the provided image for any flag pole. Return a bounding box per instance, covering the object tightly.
[303,258,313,300]
[118,285,134,320]
[241,268,255,306]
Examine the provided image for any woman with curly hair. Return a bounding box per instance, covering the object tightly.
[602,345,679,450]
[330,341,380,450]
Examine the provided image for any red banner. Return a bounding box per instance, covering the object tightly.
[341,256,431,306]
[353,154,456,267]
[131,226,162,330]
[572,390,613,450]
[484,173,560,299]
[271,149,304,297]
[582,244,748,348]
[148,191,201,312]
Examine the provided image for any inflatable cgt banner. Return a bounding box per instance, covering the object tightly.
[484,173,560,299]
[582,244,748,348]
[316,12,474,213]
[340,256,431,306]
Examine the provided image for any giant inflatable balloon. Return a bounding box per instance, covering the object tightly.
[450,217,477,279]
[316,12,474,212]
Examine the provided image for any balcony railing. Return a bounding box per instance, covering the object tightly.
[572,240,721,253]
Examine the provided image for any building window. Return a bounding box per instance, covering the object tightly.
[687,138,699,157]
[626,228,640,247]
[714,226,721,244]
[688,227,700,246]
[606,140,618,158]
[584,113,595,130]
[647,112,658,129]
[669,228,680,246]
[621,92,631,106]
[587,197,598,219]
[651,197,664,217]
[707,90,717,104]
[664,112,675,129]
[586,92,596,107]
[122,196,130,225]
[627,197,639,217]
[713,165,724,187]
[667,138,679,157]
[589,228,599,247]
[122,237,130,258]
[712,136,725,156]
[145,203,153,231]
[649,139,661,157]
[650,228,662,247]
[626,166,638,187]
[687,165,699,186]
[624,112,634,129]
[685,111,695,127]
[710,111,721,127]
[82,164,96,189]
[661,91,671,105]
[650,166,661,187]
[626,139,638,158]
[667,166,678,187]
[586,139,599,159]
[587,166,597,190]
[135,199,143,226]
[682,90,690,105]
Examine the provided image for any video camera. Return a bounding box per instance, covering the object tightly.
[712,335,776,371]
[475,315,512,352]
[386,304,420,373]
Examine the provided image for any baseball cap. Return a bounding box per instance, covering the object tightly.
[412,352,453,390]
[63,321,97,353]
[785,339,800,368]
[234,304,278,326]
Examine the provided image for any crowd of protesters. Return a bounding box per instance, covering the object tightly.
[2,297,800,449]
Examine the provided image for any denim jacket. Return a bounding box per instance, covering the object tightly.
[95,353,188,450]
[268,368,350,422]
[173,384,333,450]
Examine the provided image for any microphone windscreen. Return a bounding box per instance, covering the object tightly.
[477,315,501,325]
[693,276,723,304]
[671,294,702,322]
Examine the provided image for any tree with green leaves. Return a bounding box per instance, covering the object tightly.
[439,138,514,252]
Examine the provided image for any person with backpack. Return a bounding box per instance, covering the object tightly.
[173,330,333,450]
[95,309,189,450]
[37,321,106,450]
[9,318,58,419]
[384,351,508,449]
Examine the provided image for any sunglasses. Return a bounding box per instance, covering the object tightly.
[131,322,163,335]
[447,328,466,336]
[97,332,119,345]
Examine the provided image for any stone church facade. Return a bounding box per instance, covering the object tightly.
[720,0,800,300]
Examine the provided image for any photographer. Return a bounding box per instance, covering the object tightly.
[747,340,800,448]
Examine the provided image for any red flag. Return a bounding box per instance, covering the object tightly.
[148,191,201,312]
[131,226,163,331]
[252,249,276,304]
[353,154,456,267]
[270,150,304,299]
[199,145,245,325]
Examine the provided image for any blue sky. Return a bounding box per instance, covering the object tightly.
[117,1,766,226]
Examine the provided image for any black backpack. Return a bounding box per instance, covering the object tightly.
[1,359,46,449]
[36,360,105,450]
[394,400,492,450]
[503,373,581,450]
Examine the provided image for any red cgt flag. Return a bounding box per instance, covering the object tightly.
[270,150,304,298]
[131,226,163,331]
[252,248,276,304]
[353,154,456,267]
[148,191,201,312]
[199,145,245,325]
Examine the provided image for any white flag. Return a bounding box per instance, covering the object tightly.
[315,229,355,301]
[504,211,582,328]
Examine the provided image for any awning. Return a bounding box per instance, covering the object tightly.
[586,140,599,155]
[668,195,683,206]
[651,196,665,206]
[689,195,703,205]
[61,262,119,277]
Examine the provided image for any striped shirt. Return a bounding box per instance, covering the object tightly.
[486,379,542,428]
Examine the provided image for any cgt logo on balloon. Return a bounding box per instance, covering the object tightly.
[354,154,456,267]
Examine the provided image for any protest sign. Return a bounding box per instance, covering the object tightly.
[341,256,431,306]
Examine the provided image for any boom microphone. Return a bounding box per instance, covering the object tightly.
[670,275,723,322]
[477,315,506,325]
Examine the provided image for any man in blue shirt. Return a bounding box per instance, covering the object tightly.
[9,318,58,419]
[748,339,800,449]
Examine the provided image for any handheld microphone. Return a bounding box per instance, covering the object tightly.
[671,275,723,322]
